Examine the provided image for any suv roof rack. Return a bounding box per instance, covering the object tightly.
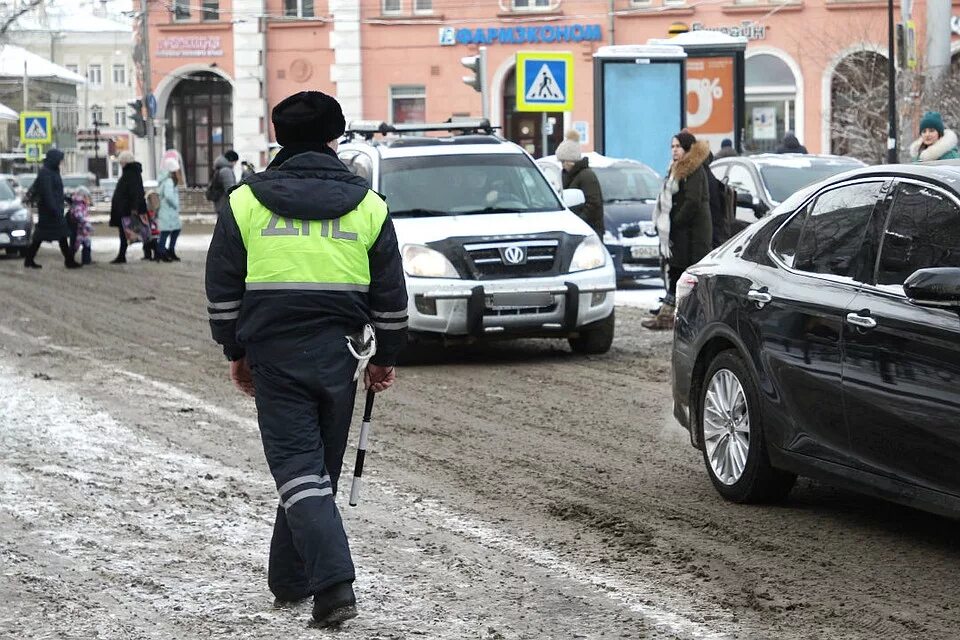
[344,118,498,141]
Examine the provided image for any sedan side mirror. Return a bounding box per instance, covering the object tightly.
[903,267,960,308]
[562,188,585,209]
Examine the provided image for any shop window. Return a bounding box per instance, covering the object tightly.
[745,52,798,154]
[390,86,426,124]
[87,64,102,86]
[830,50,887,163]
[114,107,126,127]
[513,0,553,11]
[284,0,315,17]
[202,0,219,20]
[382,0,402,14]
[173,0,190,20]
[414,0,433,13]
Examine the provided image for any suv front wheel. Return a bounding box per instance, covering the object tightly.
[568,311,614,354]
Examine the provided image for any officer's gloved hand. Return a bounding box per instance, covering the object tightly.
[230,358,256,397]
[364,364,396,393]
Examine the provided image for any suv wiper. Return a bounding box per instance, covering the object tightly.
[454,207,526,215]
[390,208,450,217]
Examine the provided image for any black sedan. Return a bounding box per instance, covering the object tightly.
[672,164,960,518]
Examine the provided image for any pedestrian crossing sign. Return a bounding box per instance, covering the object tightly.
[20,111,53,144]
[516,52,574,112]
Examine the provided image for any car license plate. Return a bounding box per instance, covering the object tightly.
[0,232,10,245]
[630,245,658,259]
[486,292,553,309]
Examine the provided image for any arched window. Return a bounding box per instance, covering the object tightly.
[830,50,887,163]
[745,53,799,154]
[164,71,233,187]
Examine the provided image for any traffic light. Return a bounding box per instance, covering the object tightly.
[461,46,487,94]
[128,98,146,138]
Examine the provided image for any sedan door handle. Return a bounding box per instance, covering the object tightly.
[747,290,772,306]
[846,312,878,330]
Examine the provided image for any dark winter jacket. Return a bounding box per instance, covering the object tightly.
[212,155,237,215]
[702,153,729,249]
[669,141,713,270]
[33,149,68,242]
[109,161,147,227]
[562,157,604,236]
[775,134,808,155]
[714,146,738,159]
[205,145,408,366]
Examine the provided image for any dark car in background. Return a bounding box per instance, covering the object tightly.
[538,152,663,283]
[672,165,960,519]
[711,154,866,232]
[0,179,32,256]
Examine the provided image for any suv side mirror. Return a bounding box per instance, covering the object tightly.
[562,188,585,209]
[735,190,753,208]
[903,267,960,308]
[753,200,769,218]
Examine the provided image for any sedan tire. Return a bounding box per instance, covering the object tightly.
[699,350,796,503]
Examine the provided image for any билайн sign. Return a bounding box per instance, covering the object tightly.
[157,35,223,58]
[439,24,603,46]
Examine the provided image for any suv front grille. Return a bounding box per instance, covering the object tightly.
[464,240,558,278]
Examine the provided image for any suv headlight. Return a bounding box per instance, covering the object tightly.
[569,235,608,272]
[402,244,459,278]
[10,208,29,222]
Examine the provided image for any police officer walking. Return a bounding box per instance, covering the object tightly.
[205,91,408,626]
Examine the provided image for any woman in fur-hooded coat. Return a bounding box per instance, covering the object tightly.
[910,111,960,162]
[645,132,713,330]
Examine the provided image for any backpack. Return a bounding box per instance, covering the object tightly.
[204,169,223,203]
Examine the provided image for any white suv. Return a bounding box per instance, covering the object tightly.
[338,121,617,354]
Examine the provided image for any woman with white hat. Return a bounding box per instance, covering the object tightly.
[156,156,183,262]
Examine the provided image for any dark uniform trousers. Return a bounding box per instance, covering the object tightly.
[245,326,358,600]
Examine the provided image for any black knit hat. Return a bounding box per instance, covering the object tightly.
[674,131,696,152]
[272,91,346,146]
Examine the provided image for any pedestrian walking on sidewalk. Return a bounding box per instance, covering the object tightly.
[155,157,182,262]
[910,111,960,162]
[23,149,81,270]
[109,151,147,264]
[644,131,712,331]
[556,129,605,237]
[205,90,408,628]
[207,150,238,216]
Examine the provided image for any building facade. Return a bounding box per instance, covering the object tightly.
[144,0,959,182]
[7,7,138,176]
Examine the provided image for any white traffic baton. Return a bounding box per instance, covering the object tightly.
[349,389,376,507]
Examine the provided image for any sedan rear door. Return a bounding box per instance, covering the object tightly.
[841,179,960,499]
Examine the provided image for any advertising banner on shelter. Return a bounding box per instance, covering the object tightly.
[685,56,735,151]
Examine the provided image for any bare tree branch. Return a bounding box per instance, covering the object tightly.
[0,0,46,42]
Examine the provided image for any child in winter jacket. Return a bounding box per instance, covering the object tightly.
[143,190,161,260]
[69,187,94,265]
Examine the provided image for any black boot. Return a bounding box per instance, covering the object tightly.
[24,259,42,269]
[110,256,126,264]
[168,250,181,262]
[311,582,357,627]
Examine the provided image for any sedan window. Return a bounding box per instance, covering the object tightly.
[770,204,809,268]
[726,165,758,198]
[793,182,882,277]
[876,182,960,287]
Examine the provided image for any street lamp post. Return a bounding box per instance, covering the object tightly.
[887,0,898,164]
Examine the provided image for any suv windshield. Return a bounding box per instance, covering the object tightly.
[759,161,863,203]
[594,164,660,202]
[380,154,562,217]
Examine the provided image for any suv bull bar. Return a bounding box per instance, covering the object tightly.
[416,282,615,337]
